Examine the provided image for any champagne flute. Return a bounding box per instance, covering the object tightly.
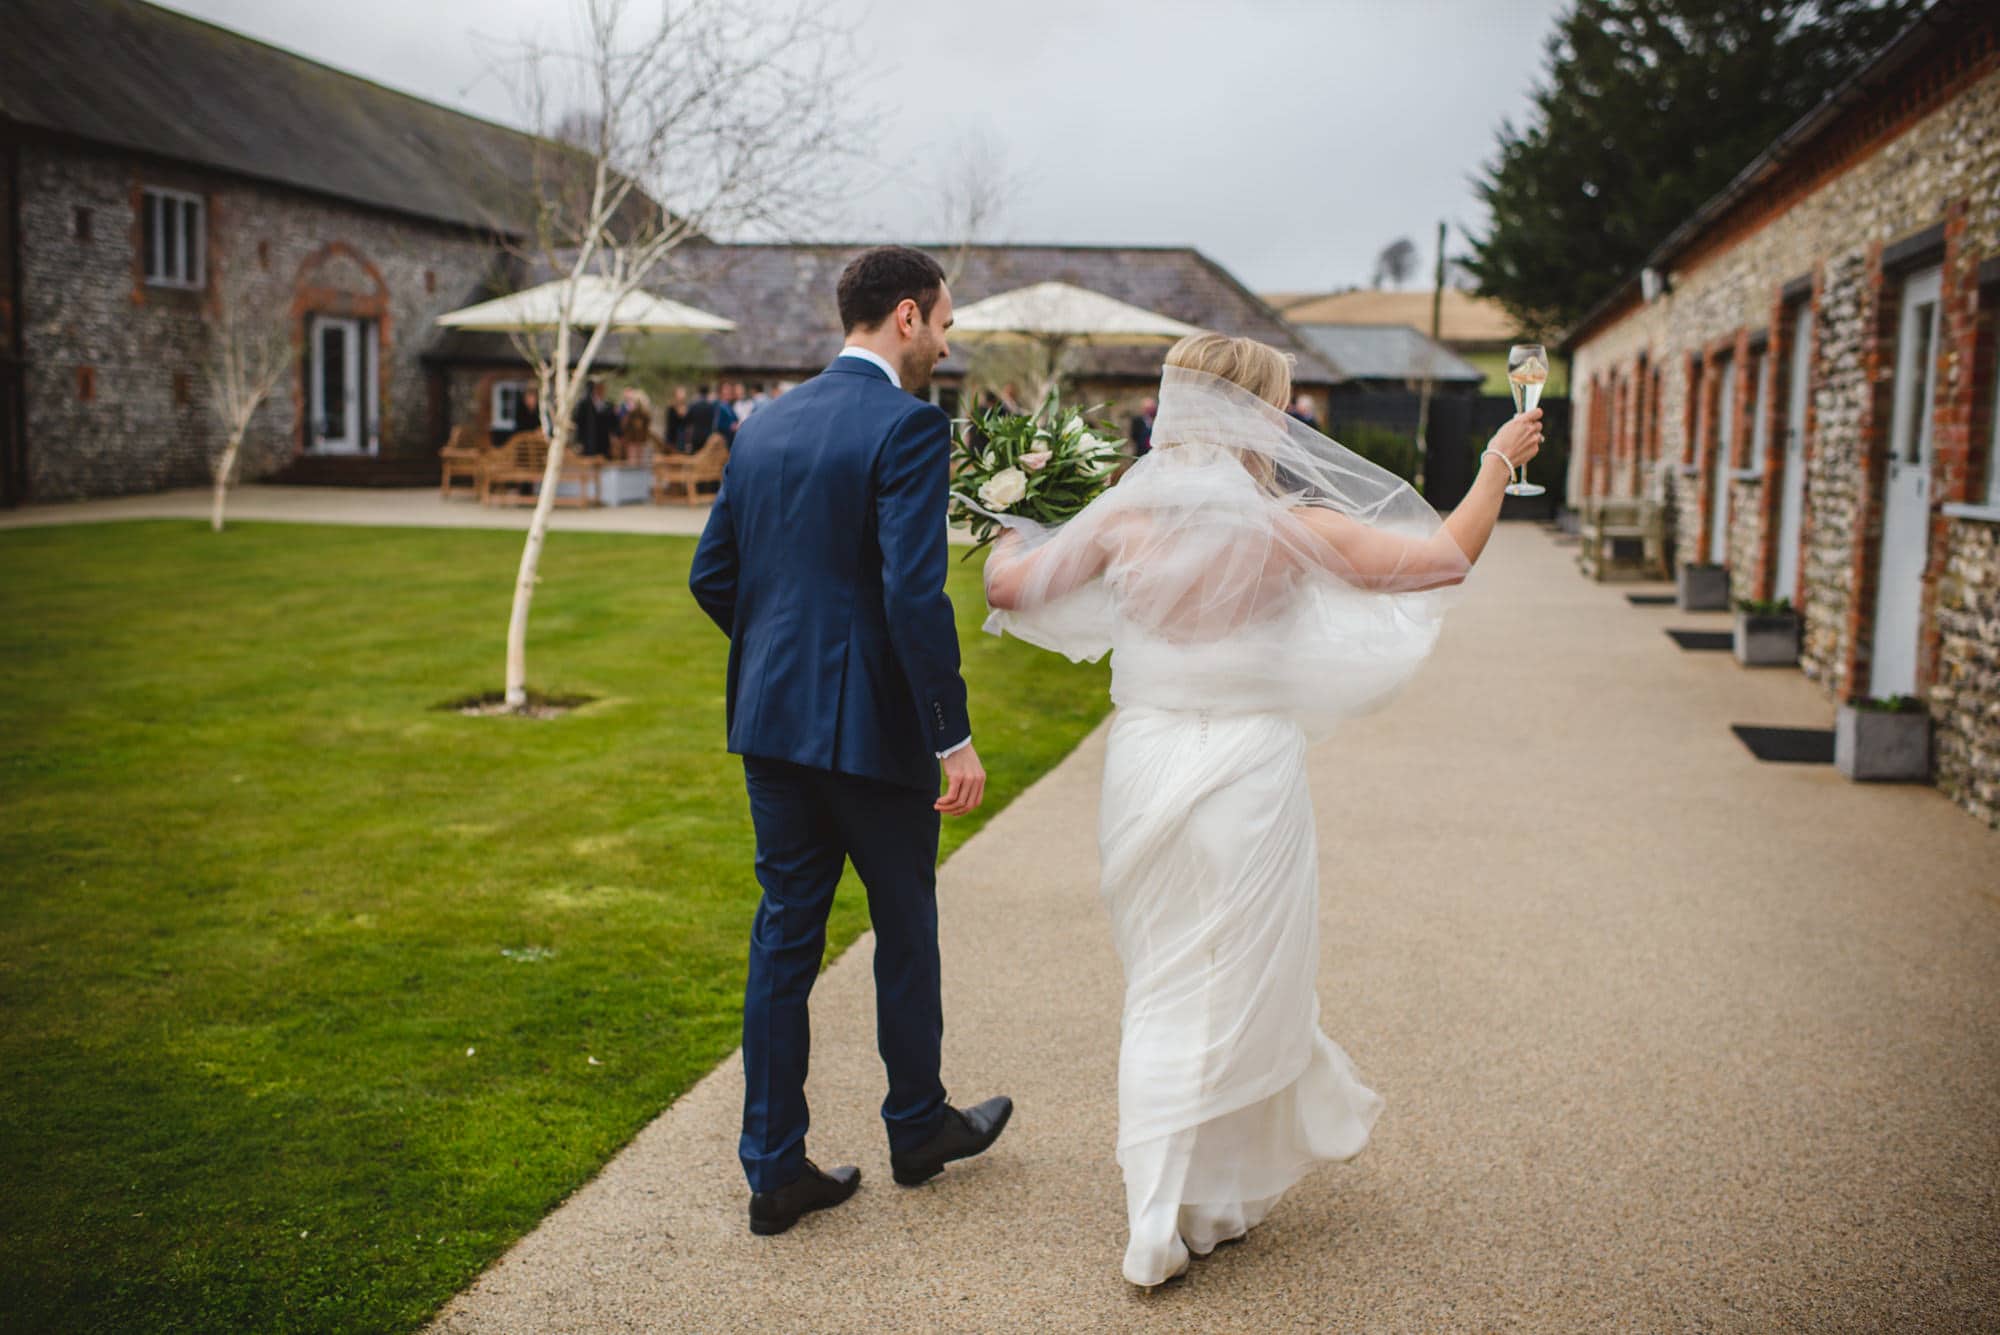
[1504,343,1549,497]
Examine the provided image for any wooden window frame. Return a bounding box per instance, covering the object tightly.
[140,186,206,289]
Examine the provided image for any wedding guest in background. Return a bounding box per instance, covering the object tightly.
[685,384,722,452]
[516,386,541,436]
[1000,381,1024,414]
[665,385,692,451]
[618,388,654,461]
[1129,396,1157,457]
[572,378,617,457]
[715,381,742,445]
[1287,394,1320,431]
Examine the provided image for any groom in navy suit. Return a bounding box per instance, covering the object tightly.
[689,246,1014,1236]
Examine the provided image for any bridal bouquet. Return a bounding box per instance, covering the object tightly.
[949,390,1124,552]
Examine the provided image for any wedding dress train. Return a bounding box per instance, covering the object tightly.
[1101,705,1383,1285]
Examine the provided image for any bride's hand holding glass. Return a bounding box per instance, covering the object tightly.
[1484,409,1544,480]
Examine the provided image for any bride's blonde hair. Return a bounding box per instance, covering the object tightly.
[1163,332,1294,410]
[1161,333,1294,489]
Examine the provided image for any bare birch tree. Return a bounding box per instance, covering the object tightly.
[930,127,1016,289]
[205,260,294,533]
[491,0,858,709]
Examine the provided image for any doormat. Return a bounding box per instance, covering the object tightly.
[1666,630,1734,651]
[1626,593,1676,606]
[1730,725,1835,764]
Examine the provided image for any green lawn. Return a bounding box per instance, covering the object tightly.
[0,519,1110,1333]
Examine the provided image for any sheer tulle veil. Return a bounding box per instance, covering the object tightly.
[980,363,1471,740]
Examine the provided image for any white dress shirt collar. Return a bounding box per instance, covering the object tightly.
[837,345,901,389]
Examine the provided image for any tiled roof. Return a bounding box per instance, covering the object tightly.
[0,0,552,235]
[646,243,1344,384]
[1559,0,1985,350]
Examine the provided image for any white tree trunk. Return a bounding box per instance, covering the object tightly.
[504,348,576,708]
[210,433,241,532]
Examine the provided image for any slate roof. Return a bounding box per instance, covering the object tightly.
[1292,323,1486,385]
[1558,0,1985,350]
[0,0,552,236]
[642,243,1343,384]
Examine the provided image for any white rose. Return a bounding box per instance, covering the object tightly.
[978,467,1028,510]
[1020,449,1052,472]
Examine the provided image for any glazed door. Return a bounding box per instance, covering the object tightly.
[1773,307,1812,604]
[1867,267,1941,700]
[309,316,379,454]
[1706,357,1736,564]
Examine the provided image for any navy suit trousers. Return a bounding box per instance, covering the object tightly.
[738,755,948,1192]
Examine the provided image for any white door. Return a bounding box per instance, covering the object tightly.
[1706,357,1736,563]
[1867,266,1942,700]
[1773,307,1812,603]
[310,316,379,454]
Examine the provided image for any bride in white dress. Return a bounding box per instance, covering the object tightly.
[980,333,1541,1287]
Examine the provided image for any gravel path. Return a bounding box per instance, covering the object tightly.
[425,523,2000,1333]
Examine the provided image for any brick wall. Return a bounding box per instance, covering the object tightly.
[17,143,501,500]
[1566,33,2000,827]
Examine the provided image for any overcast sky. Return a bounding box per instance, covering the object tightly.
[154,0,1568,294]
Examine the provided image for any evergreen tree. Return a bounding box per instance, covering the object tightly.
[1463,0,1920,337]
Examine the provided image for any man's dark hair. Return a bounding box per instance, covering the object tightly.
[837,245,946,333]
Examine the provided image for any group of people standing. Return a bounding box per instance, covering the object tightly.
[556,378,789,461]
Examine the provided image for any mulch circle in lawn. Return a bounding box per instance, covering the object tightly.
[437,690,596,719]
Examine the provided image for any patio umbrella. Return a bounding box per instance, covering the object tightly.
[948,280,1201,403]
[434,274,735,333]
[436,274,734,442]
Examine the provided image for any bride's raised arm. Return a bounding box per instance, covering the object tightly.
[1286,505,1470,592]
[1285,409,1542,590]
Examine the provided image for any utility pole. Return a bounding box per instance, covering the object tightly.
[1412,219,1446,496]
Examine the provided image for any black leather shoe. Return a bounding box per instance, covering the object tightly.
[748,1159,861,1236]
[890,1095,1014,1186]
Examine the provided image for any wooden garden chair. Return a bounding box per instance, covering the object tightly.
[478,432,602,508]
[438,424,486,498]
[652,434,728,505]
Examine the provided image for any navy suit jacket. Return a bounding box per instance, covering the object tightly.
[688,357,971,793]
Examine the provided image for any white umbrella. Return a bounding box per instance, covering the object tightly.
[950,280,1201,344]
[949,281,1201,405]
[434,275,734,333]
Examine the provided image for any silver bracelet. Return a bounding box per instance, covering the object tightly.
[1481,448,1514,475]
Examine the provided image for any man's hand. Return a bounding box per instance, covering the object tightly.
[936,743,987,816]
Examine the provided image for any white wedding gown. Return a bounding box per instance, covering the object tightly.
[980,367,1467,1285]
[1101,701,1383,1283]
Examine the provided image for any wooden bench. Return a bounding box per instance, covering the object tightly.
[478,432,602,507]
[438,424,486,498]
[1577,496,1669,581]
[652,434,727,505]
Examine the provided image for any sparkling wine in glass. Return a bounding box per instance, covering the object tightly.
[1504,344,1549,497]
